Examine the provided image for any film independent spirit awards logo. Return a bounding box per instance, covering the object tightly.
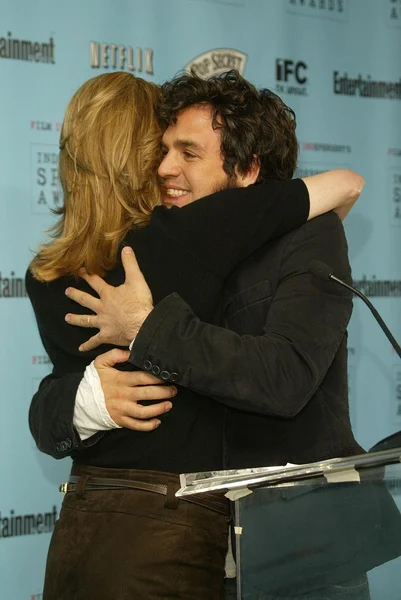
[183,48,247,79]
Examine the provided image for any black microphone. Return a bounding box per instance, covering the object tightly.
[308,259,401,360]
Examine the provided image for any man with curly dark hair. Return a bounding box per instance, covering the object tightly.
[157,70,298,185]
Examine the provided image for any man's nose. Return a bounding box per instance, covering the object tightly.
[158,152,181,179]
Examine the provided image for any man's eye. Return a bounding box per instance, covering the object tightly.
[183,151,195,159]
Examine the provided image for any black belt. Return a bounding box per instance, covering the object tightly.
[60,475,230,517]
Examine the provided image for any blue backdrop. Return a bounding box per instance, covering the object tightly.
[0,0,400,597]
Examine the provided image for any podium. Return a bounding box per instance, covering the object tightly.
[178,448,401,599]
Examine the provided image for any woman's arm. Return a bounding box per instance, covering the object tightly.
[154,170,363,279]
[153,178,309,280]
[303,169,364,220]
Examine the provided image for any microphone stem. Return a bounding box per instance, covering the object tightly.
[330,275,401,359]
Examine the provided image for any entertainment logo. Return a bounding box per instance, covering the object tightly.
[352,275,401,298]
[286,0,347,21]
[0,271,26,298]
[333,72,401,100]
[0,31,55,63]
[184,49,247,79]
[0,506,57,539]
[275,58,308,96]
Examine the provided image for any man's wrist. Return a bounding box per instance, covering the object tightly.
[125,307,153,347]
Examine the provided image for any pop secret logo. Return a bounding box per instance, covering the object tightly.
[183,48,247,79]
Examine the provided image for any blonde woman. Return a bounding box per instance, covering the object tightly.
[26,72,363,599]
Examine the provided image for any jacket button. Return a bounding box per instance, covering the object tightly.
[170,372,179,382]
[143,360,152,371]
[151,365,161,376]
[160,370,170,380]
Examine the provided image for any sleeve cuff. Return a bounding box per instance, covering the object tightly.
[73,361,121,441]
[129,293,187,370]
[129,336,137,351]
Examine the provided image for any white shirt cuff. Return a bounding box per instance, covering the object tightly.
[129,335,137,351]
[73,361,122,441]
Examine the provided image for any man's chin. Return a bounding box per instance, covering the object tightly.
[162,195,192,208]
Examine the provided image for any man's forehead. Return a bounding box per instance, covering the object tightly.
[162,104,221,145]
[166,104,213,132]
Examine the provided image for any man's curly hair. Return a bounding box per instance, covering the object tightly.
[156,70,298,182]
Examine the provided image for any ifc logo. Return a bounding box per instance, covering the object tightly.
[275,59,308,96]
[276,59,307,84]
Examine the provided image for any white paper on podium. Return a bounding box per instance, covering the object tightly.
[324,466,360,483]
[225,487,253,501]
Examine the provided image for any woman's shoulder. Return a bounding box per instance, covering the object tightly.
[25,266,78,294]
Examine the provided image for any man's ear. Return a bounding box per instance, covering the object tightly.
[237,155,261,187]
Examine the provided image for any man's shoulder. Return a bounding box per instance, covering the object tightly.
[295,210,342,234]
[225,212,348,288]
[304,210,342,229]
[277,211,345,249]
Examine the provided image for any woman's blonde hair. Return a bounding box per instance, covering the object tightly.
[30,72,162,281]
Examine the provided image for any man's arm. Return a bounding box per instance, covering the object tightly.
[29,352,176,458]
[130,213,352,416]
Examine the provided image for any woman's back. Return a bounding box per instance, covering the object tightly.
[26,207,227,473]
